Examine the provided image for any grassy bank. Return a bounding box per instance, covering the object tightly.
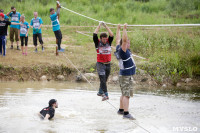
[0,0,200,85]
[1,0,200,25]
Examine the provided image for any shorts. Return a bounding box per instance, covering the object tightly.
[119,75,133,97]
[10,28,19,42]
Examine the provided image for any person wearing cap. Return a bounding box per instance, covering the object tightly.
[30,12,44,52]
[0,13,21,56]
[6,6,21,50]
[39,99,58,120]
[0,9,9,21]
[49,5,64,52]
[93,22,114,101]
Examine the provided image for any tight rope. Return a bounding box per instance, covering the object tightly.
[57,1,200,27]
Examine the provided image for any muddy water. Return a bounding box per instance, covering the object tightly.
[0,82,199,133]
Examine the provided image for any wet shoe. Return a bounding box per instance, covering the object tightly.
[58,48,65,52]
[97,92,103,96]
[97,88,104,96]
[17,46,20,50]
[10,45,13,49]
[117,110,124,115]
[35,48,38,53]
[102,94,109,101]
[123,114,136,120]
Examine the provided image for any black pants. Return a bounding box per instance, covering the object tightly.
[20,36,28,46]
[54,30,62,50]
[33,33,43,46]
[96,62,111,93]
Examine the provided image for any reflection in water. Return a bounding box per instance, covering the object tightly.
[0,81,199,133]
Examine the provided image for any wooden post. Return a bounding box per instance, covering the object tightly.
[56,46,58,56]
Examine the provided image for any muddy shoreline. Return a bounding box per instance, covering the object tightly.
[0,65,199,89]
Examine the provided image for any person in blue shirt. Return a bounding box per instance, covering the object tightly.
[0,9,9,21]
[30,12,44,52]
[115,24,136,120]
[49,6,64,52]
[18,15,29,56]
[6,6,21,50]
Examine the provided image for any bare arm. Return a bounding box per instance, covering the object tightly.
[94,23,101,34]
[26,28,29,37]
[122,23,128,52]
[102,23,113,37]
[57,7,61,15]
[6,10,12,16]
[116,24,121,45]
[44,114,50,120]
[39,24,43,29]
[11,22,21,25]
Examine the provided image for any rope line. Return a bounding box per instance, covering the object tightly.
[57,1,200,27]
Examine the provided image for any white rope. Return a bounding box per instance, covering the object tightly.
[57,1,200,27]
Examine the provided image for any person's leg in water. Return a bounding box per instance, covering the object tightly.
[24,36,28,55]
[118,96,124,115]
[104,63,111,97]
[38,33,44,51]
[96,62,105,96]
[119,76,135,120]
[99,75,109,101]
[33,34,38,52]
[20,37,24,55]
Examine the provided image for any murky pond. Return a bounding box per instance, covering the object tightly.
[0,81,199,133]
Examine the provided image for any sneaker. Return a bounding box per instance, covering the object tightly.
[10,45,13,49]
[35,48,38,53]
[117,110,124,115]
[97,88,104,96]
[17,46,20,50]
[97,92,103,96]
[102,94,109,101]
[123,114,136,120]
[22,53,25,55]
[42,47,44,52]
[58,48,65,52]
[25,53,27,56]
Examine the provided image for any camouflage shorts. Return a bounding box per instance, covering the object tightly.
[119,75,133,97]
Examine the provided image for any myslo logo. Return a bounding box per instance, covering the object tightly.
[173,126,198,132]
